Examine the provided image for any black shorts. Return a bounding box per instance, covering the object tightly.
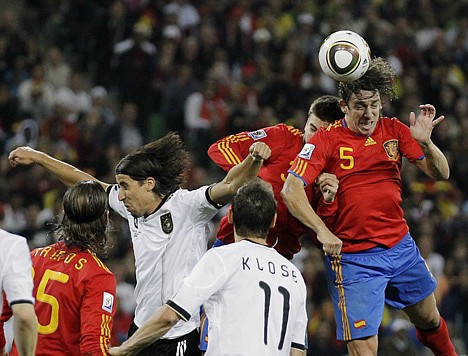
[128,322,202,356]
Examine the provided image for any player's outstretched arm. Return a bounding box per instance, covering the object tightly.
[209,142,271,206]
[8,146,110,190]
[282,173,342,255]
[109,305,180,356]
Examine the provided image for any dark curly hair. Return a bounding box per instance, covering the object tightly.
[339,57,397,104]
[115,132,189,196]
[54,180,109,255]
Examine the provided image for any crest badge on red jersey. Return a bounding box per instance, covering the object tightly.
[383,139,400,161]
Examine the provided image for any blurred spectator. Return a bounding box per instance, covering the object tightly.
[6,116,39,152]
[90,86,117,126]
[163,0,200,33]
[43,46,71,92]
[75,107,107,175]
[2,55,30,97]
[107,259,137,347]
[307,299,347,356]
[90,0,129,88]
[379,318,420,356]
[184,76,228,168]
[112,19,156,135]
[104,101,143,155]
[417,232,445,280]
[1,190,27,234]
[160,64,200,134]
[17,63,55,123]
[0,82,19,138]
[55,70,92,118]
[17,198,51,247]
[39,103,79,158]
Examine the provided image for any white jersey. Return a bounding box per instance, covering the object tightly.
[168,240,308,356]
[0,229,34,308]
[108,185,220,339]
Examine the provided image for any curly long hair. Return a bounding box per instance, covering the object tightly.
[339,57,397,104]
[115,132,189,196]
[54,180,109,255]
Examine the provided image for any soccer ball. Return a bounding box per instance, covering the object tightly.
[318,30,371,82]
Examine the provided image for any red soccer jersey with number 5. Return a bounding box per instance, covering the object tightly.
[12,242,116,356]
[288,117,424,253]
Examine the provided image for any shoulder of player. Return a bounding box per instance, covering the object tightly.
[166,187,217,212]
[0,230,27,248]
[248,124,302,140]
[89,254,114,275]
[379,116,410,132]
[271,123,303,138]
[323,119,344,133]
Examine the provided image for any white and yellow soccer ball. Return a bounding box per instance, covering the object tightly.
[318,30,371,82]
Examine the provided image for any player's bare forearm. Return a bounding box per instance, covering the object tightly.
[417,141,450,180]
[9,147,109,189]
[282,174,342,255]
[12,303,37,356]
[209,142,271,205]
[282,174,329,233]
[109,305,179,356]
[290,349,306,356]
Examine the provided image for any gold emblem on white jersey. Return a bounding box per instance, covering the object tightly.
[161,212,173,234]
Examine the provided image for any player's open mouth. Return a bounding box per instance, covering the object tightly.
[360,121,373,130]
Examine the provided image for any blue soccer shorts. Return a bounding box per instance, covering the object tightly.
[325,232,436,341]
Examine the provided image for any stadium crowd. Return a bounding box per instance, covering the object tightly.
[0,0,467,354]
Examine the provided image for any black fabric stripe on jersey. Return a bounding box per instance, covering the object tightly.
[206,184,225,209]
[143,190,176,218]
[9,299,34,306]
[167,300,191,321]
[291,342,305,351]
[106,185,116,212]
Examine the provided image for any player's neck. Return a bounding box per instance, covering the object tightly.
[237,236,268,246]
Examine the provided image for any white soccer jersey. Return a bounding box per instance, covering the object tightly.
[168,240,308,356]
[108,185,220,339]
[0,230,34,308]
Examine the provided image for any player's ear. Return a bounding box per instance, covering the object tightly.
[145,177,156,191]
[339,100,348,114]
[270,212,277,228]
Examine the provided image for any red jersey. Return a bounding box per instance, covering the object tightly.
[208,124,336,259]
[288,117,424,252]
[13,242,116,356]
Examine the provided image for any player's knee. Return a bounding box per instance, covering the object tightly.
[416,312,441,330]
